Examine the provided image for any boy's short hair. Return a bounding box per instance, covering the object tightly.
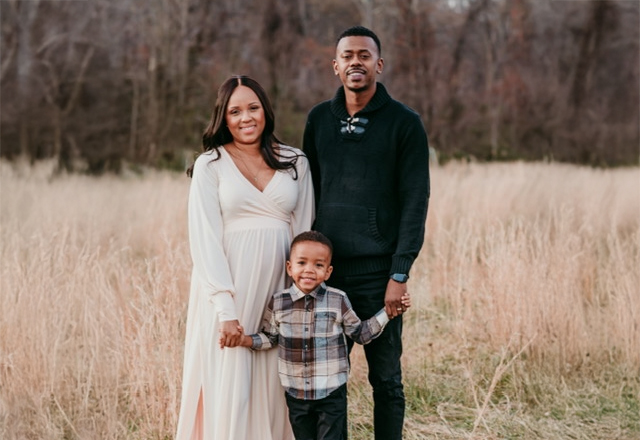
[336,25,381,56]
[291,231,333,258]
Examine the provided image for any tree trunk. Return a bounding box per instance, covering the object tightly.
[16,0,40,158]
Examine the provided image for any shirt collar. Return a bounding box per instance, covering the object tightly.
[289,282,327,302]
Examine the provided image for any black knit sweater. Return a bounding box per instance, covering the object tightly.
[303,83,430,277]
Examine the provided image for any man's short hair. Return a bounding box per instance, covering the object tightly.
[336,25,381,56]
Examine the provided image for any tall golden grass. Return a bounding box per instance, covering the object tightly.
[1,159,638,439]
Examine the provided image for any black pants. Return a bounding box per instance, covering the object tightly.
[331,270,405,440]
[285,384,347,440]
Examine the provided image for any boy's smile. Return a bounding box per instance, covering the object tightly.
[286,241,333,294]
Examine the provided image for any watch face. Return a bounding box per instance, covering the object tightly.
[391,273,409,283]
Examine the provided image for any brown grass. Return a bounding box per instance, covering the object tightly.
[1,160,638,439]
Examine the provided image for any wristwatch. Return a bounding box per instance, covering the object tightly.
[390,273,409,283]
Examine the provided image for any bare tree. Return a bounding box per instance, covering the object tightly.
[5,0,41,159]
[35,2,96,169]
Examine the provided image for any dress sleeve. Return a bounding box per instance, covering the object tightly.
[302,114,322,204]
[188,154,238,322]
[290,153,315,237]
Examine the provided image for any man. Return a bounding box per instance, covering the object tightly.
[303,25,431,440]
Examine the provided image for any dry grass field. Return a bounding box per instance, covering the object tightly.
[1,159,638,439]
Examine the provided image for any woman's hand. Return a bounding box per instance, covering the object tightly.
[219,319,243,348]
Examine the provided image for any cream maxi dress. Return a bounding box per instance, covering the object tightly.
[176,145,314,440]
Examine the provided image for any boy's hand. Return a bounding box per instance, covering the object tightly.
[401,292,411,310]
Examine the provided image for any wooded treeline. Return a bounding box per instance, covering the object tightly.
[1,0,638,173]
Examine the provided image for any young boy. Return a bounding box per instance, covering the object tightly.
[222,230,410,440]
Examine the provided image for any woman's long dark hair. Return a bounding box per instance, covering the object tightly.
[187,75,300,178]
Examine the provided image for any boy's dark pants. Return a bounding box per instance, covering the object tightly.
[285,384,347,440]
[332,270,405,440]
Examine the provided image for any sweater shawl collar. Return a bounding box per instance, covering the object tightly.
[329,82,392,119]
[330,83,391,139]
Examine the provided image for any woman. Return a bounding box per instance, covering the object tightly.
[176,75,314,440]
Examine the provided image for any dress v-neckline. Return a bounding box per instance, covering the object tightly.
[222,146,278,193]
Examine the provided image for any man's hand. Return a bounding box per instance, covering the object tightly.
[385,279,408,319]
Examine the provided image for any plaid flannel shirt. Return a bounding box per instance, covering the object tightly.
[250,282,389,400]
